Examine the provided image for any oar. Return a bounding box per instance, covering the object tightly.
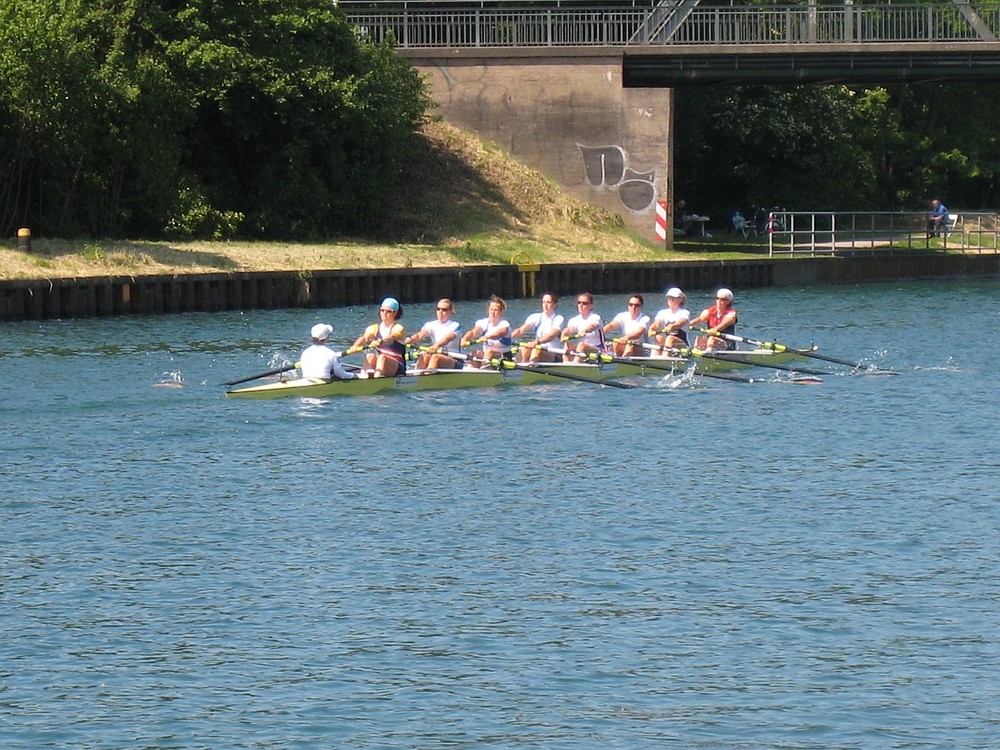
[633,341,826,378]
[639,339,827,377]
[443,346,635,389]
[223,362,299,387]
[226,340,372,386]
[697,329,897,374]
[490,356,636,389]
[566,345,752,383]
[541,344,758,384]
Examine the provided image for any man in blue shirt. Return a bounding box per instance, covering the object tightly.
[928,198,948,237]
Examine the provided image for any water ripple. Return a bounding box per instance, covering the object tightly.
[3,281,1000,748]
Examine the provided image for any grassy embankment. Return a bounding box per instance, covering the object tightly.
[0,121,766,281]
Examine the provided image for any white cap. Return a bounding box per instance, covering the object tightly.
[716,288,734,301]
[665,287,686,300]
[311,323,333,341]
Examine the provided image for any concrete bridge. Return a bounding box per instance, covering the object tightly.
[341,1,1000,239]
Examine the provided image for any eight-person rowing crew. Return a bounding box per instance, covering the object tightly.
[298,288,740,381]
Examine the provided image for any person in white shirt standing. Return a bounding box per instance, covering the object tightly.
[511,292,564,363]
[300,323,360,380]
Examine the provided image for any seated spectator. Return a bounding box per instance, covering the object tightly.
[927,198,948,237]
[675,200,711,237]
[731,210,749,237]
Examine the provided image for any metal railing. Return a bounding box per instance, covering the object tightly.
[764,211,1000,257]
[339,2,1000,48]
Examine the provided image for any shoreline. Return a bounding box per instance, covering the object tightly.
[2,253,998,322]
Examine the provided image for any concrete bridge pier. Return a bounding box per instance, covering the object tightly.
[408,51,673,243]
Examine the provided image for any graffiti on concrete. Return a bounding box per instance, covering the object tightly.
[578,145,656,213]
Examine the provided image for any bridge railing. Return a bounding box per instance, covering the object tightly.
[673,4,996,44]
[339,2,1000,47]
[764,211,1000,257]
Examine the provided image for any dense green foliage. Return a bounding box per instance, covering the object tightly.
[0,0,428,239]
[674,82,1000,221]
[3,0,996,241]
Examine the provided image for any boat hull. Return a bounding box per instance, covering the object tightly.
[225,361,667,400]
[224,350,807,400]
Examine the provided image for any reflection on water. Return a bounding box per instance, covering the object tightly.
[2,279,999,749]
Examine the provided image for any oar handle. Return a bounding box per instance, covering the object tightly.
[694,327,785,352]
[344,340,382,355]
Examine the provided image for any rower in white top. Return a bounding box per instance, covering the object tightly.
[603,294,650,357]
[511,291,564,363]
[648,287,691,354]
[561,292,604,362]
[405,298,463,370]
[461,295,513,369]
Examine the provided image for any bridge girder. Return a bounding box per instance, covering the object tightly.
[623,44,1000,86]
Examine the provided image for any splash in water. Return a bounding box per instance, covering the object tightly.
[153,370,186,388]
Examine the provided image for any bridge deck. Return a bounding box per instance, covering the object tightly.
[343,1,1000,84]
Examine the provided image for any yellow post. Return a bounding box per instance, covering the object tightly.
[510,251,540,298]
[17,227,31,253]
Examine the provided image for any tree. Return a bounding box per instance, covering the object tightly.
[674,83,890,220]
[0,0,430,239]
[674,79,1000,221]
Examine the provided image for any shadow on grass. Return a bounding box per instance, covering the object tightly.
[22,239,238,272]
[375,129,528,244]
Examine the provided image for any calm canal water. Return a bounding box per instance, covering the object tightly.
[3,278,998,749]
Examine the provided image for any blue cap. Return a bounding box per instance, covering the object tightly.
[380,297,400,312]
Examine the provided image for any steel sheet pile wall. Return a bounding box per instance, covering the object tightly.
[1,256,996,321]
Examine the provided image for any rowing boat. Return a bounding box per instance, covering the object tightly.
[225,346,825,399]
[225,360,673,400]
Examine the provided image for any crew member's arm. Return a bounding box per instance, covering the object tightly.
[536,324,561,344]
[330,355,356,380]
[404,326,430,346]
[461,324,484,348]
[689,309,709,327]
[348,324,378,353]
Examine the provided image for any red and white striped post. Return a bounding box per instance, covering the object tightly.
[654,200,669,246]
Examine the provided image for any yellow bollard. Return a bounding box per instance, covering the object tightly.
[511,251,540,298]
[17,227,31,253]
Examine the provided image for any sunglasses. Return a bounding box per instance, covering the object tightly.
[436,307,450,312]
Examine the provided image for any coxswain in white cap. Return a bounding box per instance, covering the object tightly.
[300,323,360,381]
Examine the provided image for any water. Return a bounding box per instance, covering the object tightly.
[3,279,998,749]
